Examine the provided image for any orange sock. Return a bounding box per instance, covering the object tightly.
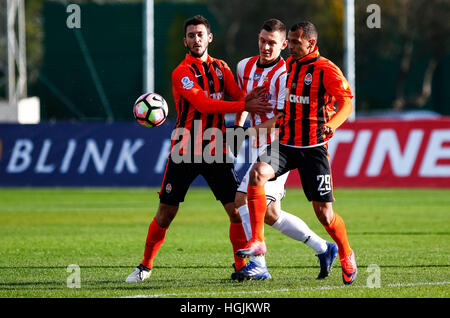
[324,212,352,259]
[141,218,167,269]
[247,185,267,242]
[229,222,247,271]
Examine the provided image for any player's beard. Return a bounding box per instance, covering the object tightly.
[189,44,208,59]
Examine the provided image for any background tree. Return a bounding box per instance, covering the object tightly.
[356,0,450,113]
[209,0,345,69]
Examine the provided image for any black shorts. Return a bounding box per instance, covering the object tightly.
[258,143,335,202]
[158,156,240,206]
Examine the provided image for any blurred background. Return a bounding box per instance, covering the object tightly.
[0,0,449,122]
[0,0,449,187]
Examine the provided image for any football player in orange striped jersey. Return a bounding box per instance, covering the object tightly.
[237,21,357,285]
[231,19,337,282]
[126,15,272,283]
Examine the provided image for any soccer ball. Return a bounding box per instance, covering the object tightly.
[133,93,168,127]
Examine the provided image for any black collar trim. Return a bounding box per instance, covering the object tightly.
[293,55,321,66]
[256,56,281,68]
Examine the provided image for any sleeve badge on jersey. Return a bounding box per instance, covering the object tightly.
[181,76,194,89]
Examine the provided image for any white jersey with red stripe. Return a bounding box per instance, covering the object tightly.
[236,55,287,127]
[236,55,290,201]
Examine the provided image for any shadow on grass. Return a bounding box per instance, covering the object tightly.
[0,278,258,291]
[0,264,448,270]
[269,264,450,269]
[0,265,231,270]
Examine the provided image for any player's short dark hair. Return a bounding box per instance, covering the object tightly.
[184,15,211,35]
[261,18,286,37]
[290,21,318,41]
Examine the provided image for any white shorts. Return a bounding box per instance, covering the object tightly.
[237,139,289,203]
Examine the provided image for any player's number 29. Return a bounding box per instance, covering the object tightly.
[317,174,331,191]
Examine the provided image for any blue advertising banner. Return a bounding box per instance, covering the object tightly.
[0,122,251,187]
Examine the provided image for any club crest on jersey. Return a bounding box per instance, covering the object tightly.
[215,68,223,79]
[181,76,194,89]
[166,183,172,194]
[253,73,262,82]
[304,73,313,85]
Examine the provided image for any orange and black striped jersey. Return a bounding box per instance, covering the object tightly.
[277,47,353,147]
[171,54,245,157]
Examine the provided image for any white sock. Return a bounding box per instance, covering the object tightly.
[272,210,328,255]
[237,204,267,266]
[251,255,266,267]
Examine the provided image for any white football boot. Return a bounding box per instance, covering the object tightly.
[125,264,151,283]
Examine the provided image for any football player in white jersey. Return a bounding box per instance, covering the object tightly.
[231,19,338,281]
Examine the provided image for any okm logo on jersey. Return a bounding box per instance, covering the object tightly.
[289,95,310,104]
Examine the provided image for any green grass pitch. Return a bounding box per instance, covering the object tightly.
[0,187,449,298]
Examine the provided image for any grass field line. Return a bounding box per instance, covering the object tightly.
[122,281,450,298]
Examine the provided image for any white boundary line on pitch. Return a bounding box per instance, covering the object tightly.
[121,281,450,298]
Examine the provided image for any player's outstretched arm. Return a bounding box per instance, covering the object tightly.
[173,67,271,115]
[172,67,245,114]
